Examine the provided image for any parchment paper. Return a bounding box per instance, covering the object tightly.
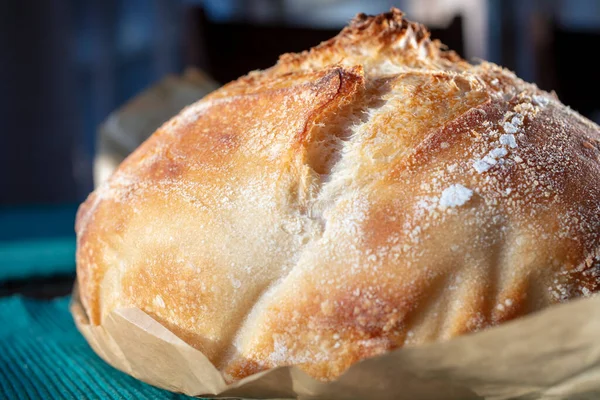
[94,68,219,187]
[70,285,600,400]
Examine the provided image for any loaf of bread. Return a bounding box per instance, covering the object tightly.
[76,9,600,382]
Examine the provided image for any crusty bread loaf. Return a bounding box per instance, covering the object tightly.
[76,9,600,382]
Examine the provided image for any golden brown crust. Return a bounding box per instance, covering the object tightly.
[76,8,600,382]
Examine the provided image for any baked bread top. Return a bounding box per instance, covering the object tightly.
[76,9,600,382]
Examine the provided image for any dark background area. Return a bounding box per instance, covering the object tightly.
[1,0,600,206]
[2,0,600,206]
[0,0,599,296]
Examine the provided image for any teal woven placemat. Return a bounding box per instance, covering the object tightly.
[0,295,196,399]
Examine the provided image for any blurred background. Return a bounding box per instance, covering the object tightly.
[1,0,599,296]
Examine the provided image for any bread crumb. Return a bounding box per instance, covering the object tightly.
[532,95,549,107]
[473,147,507,173]
[489,147,508,158]
[499,134,517,148]
[511,114,524,126]
[473,159,492,173]
[482,155,498,166]
[439,184,473,208]
[503,121,518,134]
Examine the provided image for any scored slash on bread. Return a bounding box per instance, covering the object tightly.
[76,8,600,382]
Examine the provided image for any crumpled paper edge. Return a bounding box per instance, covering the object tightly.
[71,284,600,400]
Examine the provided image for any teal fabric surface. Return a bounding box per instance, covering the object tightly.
[0,296,196,399]
[0,205,78,242]
[0,238,76,281]
[0,206,78,281]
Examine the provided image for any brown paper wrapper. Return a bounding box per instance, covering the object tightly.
[70,284,600,400]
